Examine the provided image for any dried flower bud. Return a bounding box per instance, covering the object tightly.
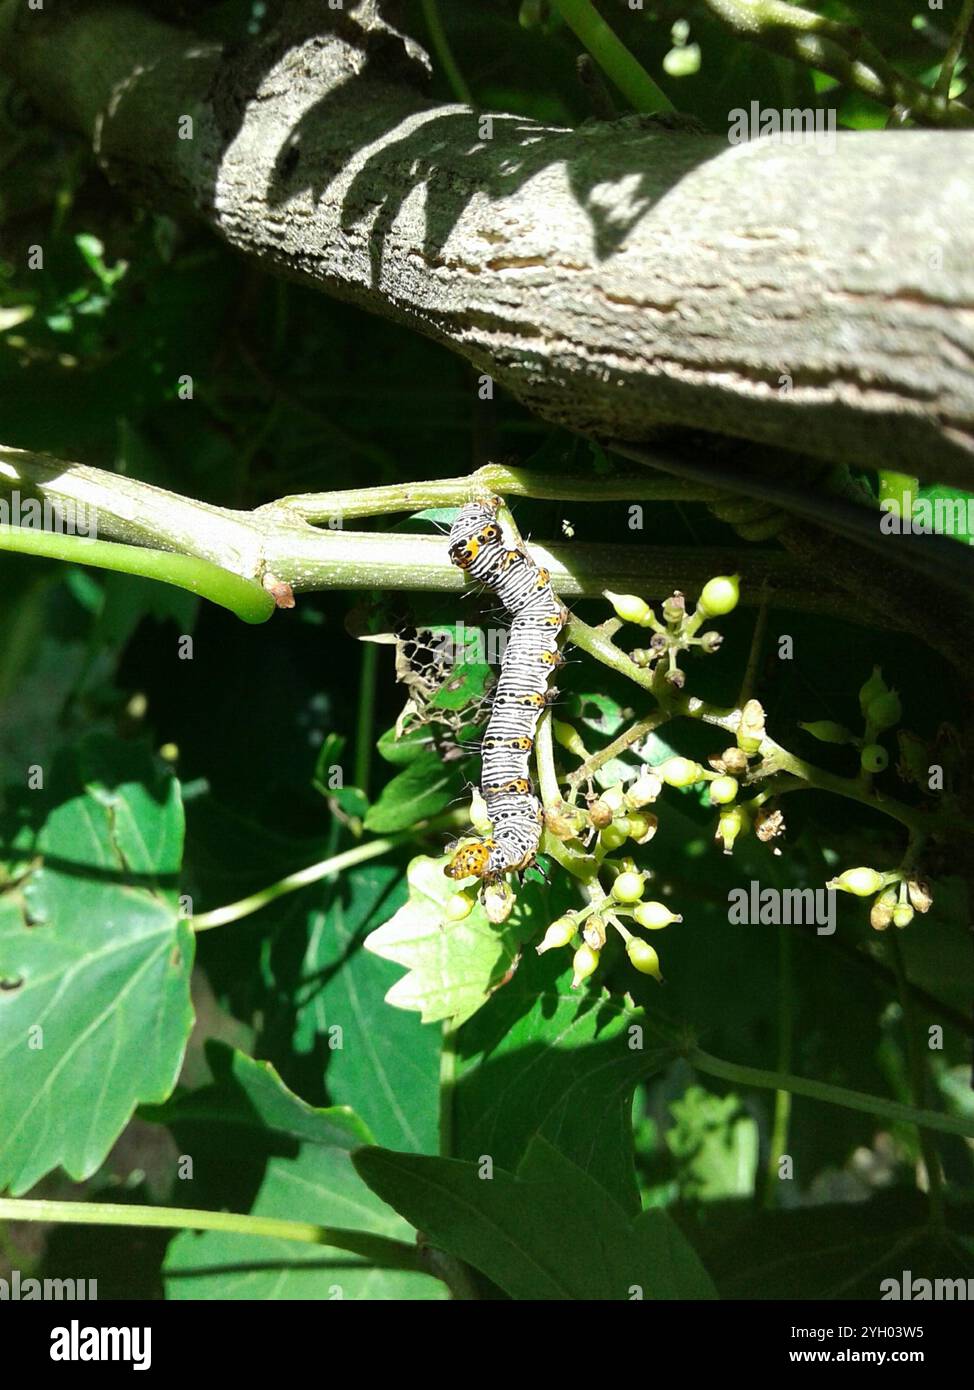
[582,914,607,950]
[907,877,933,914]
[626,773,663,807]
[721,747,749,775]
[662,592,686,625]
[870,888,896,931]
[482,880,515,924]
[754,806,785,842]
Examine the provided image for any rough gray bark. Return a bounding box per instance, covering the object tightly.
[2,2,973,486]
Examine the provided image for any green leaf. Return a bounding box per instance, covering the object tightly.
[157,1045,445,1300]
[290,864,441,1153]
[363,855,534,1024]
[355,1135,716,1300]
[363,748,458,831]
[665,1085,759,1201]
[376,724,433,767]
[455,948,673,1212]
[692,1193,974,1300]
[0,735,193,1193]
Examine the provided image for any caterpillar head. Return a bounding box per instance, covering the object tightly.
[445,840,493,881]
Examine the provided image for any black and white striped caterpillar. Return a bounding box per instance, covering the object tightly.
[445,496,567,884]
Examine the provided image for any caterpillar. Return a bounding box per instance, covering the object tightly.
[444,496,567,884]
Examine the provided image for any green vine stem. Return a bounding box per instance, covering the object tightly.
[0,1197,428,1272]
[190,836,407,930]
[420,0,473,104]
[535,708,561,808]
[700,0,974,128]
[0,445,863,617]
[271,461,719,520]
[565,612,973,841]
[935,0,974,99]
[887,930,946,1232]
[686,1047,974,1142]
[763,924,793,1209]
[565,704,665,795]
[552,0,674,113]
[0,523,274,624]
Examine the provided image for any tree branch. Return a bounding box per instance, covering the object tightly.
[1,2,973,483]
[0,444,854,614]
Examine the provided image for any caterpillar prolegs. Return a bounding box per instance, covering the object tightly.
[445,497,567,884]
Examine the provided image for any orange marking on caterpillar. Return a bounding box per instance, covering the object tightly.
[445,841,493,880]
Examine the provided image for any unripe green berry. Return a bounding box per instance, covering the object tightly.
[698,574,740,617]
[659,756,705,788]
[709,775,739,805]
[860,743,889,773]
[536,916,576,954]
[470,787,492,835]
[828,866,885,897]
[553,720,588,758]
[626,938,662,980]
[445,892,475,921]
[858,666,888,716]
[626,812,657,844]
[600,783,627,813]
[867,691,902,733]
[799,720,854,746]
[571,943,600,988]
[605,590,653,626]
[715,805,746,854]
[633,901,682,930]
[612,871,645,903]
[599,823,628,851]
